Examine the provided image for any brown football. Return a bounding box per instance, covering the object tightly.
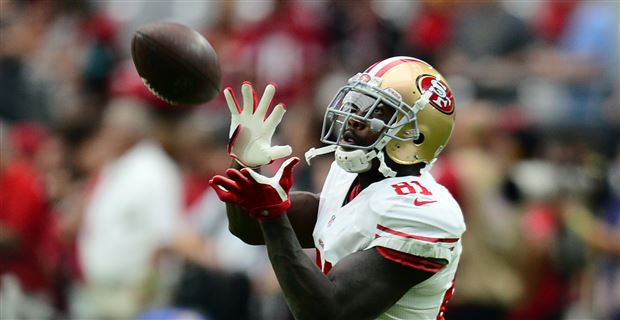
[131,22,221,105]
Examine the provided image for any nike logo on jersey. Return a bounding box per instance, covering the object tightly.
[413,198,437,206]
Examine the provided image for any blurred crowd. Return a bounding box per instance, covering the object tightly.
[0,0,618,319]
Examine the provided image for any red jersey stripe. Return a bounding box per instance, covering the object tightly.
[376,246,444,273]
[377,224,459,243]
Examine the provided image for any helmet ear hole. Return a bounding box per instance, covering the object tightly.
[414,132,425,145]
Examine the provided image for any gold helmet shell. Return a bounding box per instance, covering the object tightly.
[371,57,455,165]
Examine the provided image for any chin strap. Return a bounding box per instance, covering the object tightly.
[376,151,397,177]
[335,148,376,173]
[305,144,397,178]
[305,145,337,165]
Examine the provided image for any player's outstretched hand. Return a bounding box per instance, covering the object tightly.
[209,157,299,220]
[224,82,292,168]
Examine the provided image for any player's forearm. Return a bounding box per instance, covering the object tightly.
[225,160,265,245]
[259,215,344,320]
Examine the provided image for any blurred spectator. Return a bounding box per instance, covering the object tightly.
[595,146,620,319]
[0,121,56,319]
[327,0,404,72]
[0,0,55,123]
[72,98,183,319]
[565,145,620,319]
[507,161,578,320]
[404,0,456,65]
[79,10,119,98]
[508,136,611,320]
[441,0,533,105]
[443,102,525,320]
[0,0,119,125]
[533,0,578,44]
[526,1,619,125]
[213,0,327,102]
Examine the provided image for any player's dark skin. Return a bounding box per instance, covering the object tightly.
[226,103,443,320]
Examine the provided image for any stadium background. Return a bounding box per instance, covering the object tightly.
[0,0,618,319]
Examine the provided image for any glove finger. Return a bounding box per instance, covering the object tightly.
[281,157,300,177]
[225,168,253,189]
[277,157,300,189]
[241,81,258,114]
[211,185,240,203]
[256,84,276,119]
[239,168,254,180]
[268,145,292,161]
[209,177,242,203]
[223,87,241,115]
[210,175,243,194]
[265,103,286,133]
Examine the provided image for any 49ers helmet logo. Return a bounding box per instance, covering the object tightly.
[416,75,454,114]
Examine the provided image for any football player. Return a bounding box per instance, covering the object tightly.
[210,56,466,319]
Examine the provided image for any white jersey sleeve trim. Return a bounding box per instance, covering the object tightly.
[368,224,459,262]
[368,235,455,263]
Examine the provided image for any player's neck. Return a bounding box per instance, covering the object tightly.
[357,160,423,190]
[357,169,386,190]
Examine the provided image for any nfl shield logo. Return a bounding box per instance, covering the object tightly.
[327,215,336,227]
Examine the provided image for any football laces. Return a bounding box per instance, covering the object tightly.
[141,78,178,105]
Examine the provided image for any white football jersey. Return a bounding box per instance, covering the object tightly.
[313,162,466,320]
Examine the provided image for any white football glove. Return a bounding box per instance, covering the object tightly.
[224,82,292,168]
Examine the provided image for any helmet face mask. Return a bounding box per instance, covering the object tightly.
[306,56,455,176]
[320,73,419,151]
